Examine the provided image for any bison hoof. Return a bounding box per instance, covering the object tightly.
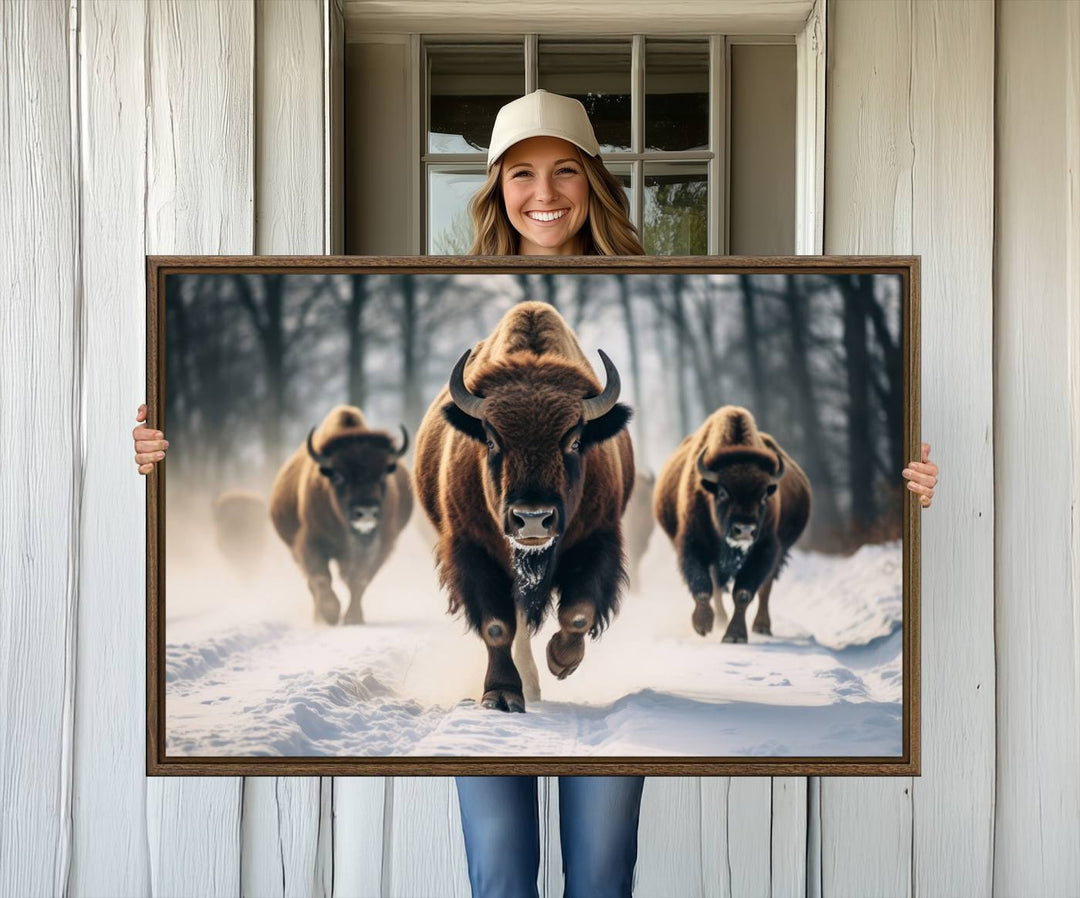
[721,626,748,644]
[315,597,340,625]
[481,690,526,713]
[752,619,772,635]
[546,632,584,679]
[692,600,714,636]
[343,606,365,625]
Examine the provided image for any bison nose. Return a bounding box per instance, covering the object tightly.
[351,505,381,522]
[730,521,756,541]
[508,504,558,541]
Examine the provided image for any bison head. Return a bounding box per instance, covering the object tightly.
[696,446,783,552]
[441,348,631,555]
[306,425,408,538]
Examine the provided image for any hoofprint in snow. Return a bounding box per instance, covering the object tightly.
[165,516,903,758]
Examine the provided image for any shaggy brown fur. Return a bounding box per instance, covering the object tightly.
[654,405,811,643]
[269,405,412,625]
[413,302,634,712]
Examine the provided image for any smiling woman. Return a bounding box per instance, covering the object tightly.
[466,89,645,257]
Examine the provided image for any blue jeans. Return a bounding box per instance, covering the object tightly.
[455,775,646,898]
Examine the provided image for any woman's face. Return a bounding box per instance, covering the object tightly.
[499,136,590,255]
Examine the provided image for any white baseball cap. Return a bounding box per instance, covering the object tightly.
[486,89,601,169]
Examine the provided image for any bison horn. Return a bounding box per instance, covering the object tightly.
[582,349,621,422]
[306,427,332,467]
[761,436,785,481]
[449,349,485,420]
[395,424,409,457]
[696,447,720,483]
[771,450,785,482]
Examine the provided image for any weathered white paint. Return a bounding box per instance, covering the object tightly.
[994,1,1080,894]
[0,2,78,896]
[144,1,253,894]
[333,777,386,896]
[771,777,809,898]
[821,5,915,890]
[795,0,825,254]
[342,0,815,38]
[70,1,152,895]
[907,3,996,895]
[823,4,996,898]
[636,778,705,896]
[244,3,330,895]
[6,1,1080,896]
[385,777,470,897]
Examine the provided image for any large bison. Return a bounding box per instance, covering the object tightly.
[413,302,634,712]
[211,489,269,572]
[654,406,811,643]
[269,405,412,625]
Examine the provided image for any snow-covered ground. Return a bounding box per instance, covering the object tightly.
[165,512,903,758]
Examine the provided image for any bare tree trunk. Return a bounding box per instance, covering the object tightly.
[346,274,369,409]
[400,275,423,430]
[234,273,287,477]
[865,284,904,479]
[671,274,693,436]
[739,274,770,426]
[541,273,558,311]
[616,276,648,468]
[261,275,286,465]
[783,276,843,541]
[843,276,876,535]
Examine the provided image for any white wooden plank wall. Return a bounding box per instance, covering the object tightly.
[70,0,151,895]
[907,3,996,894]
[824,4,997,897]
[0,2,79,897]
[823,6,916,891]
[143,0,252,893]
[3,1,1080,897]
[245,3,331,897]
[994,1,1080,894]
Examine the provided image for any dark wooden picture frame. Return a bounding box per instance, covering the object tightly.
[146,255,920,776]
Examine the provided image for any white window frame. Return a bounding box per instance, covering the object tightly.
[398,0,825,256]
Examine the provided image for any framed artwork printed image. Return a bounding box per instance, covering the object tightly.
[146,255,920,776]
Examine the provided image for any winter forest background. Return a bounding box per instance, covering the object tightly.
[163,271,906,552]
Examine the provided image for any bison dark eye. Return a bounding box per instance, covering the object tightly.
[570,440,581,452]
[386,462,397,473]
[486,439,496,451]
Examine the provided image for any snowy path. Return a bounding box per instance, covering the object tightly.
[165,521,903,758]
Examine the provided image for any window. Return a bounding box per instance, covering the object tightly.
[422,35,794,257]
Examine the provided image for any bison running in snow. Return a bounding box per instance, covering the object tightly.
[269,405,412,625]
[654,406,811,643]
[211,489,269,572]
[413,302,634,712]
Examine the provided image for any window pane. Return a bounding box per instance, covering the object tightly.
[428,44,524,154]
[538,41,631,153]
[428,167,487,254]
[643,163,708,255]
[645,40,709,152]
[604,163,634,219]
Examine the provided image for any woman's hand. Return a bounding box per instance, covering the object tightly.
[902,442,938,508]
[133,404,169,475]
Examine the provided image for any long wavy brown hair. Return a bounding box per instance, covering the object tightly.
[467,148,645,256]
